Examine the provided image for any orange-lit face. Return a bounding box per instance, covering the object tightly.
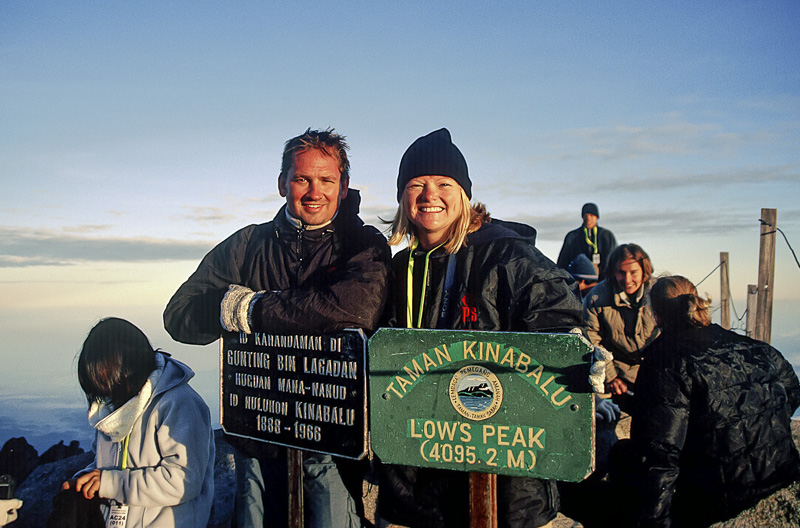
[403,175,462,249]
[615,258,644,295]
[279,148,348,226]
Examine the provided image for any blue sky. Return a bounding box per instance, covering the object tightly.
[2,1,800,449]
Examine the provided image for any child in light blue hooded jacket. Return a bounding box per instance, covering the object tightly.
[62,318,215,528]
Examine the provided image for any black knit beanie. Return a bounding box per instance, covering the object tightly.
[582,202,600,218]
[396,128,471,202]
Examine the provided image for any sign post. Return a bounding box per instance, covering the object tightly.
[369,329,594,525]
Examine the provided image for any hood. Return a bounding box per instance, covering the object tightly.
[88,352,194,441]
[467,218,536,246]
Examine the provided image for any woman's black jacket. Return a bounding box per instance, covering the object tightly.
[633,324,800,528]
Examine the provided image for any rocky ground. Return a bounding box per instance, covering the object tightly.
[5,420,800,527]
[5,429,237,528]
[548,417,800,528]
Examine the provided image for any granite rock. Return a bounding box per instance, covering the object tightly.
[10,429,236,528]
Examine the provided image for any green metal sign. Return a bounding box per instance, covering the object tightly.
[368,329,595,481]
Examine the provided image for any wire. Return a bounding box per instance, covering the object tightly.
[697,258,745,324]
[695,262,722,287]
[759,219,800,270]
[777,227,800,269]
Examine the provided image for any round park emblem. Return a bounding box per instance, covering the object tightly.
[449,365,503,421]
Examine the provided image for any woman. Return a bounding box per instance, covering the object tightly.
[62,318,215,528]
[378,128,584,528]
[583,243,659,405]
[632,276,800,527]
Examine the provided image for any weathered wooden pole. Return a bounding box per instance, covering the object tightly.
[755,209,777,343]
[719,252,731,330]
[746,284,758,338]
[470,473,498,528]
[288,448,304,528]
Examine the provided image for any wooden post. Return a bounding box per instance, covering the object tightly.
[746,284,758,337]
[755,209,777,343]
[719,252,730,330]
[288,448,304,528]
[469,473,498,528]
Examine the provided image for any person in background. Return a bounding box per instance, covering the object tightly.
[378,128,584,528]
[567,253,599,298]
[557,203,617,280]
[61,318,215,528]
[632,276,800,527]
[583,243,659,411]
[163,128,390,528]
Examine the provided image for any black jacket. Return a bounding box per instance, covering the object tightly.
[557,224,617,279]
[633,324,800,528]
[390,220,582,332]
[380,220,584,528]
[164,189,391,344]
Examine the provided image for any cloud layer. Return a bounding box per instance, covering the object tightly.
[0,226,212,267]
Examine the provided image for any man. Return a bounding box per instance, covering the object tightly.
[557,202,617,280]
[164,128,391,527]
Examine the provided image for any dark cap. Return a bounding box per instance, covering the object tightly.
[568,254,599,282]
[581,202,599,218]
[397,128,471,202]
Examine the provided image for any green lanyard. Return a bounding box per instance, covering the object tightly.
[406,241,457,329]
[121,435,130,470]
[406,241,446,329]
[583,226,598,254]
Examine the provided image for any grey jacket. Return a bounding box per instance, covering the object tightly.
[80,354,215,528]
[583,278,659,384]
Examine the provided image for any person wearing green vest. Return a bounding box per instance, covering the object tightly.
[557,203,617,280]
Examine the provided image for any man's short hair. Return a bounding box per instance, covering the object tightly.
[280,128,350,182]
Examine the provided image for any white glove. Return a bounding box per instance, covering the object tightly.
[0,499,22,527]
[589,346,614,393]
[220,284,264,334]
[595,395,621,423]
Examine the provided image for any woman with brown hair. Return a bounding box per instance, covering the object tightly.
[583,243,659,407]
[632,276,800,527]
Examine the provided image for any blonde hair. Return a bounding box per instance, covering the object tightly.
[650,275,712,330]
[388,187,488,254]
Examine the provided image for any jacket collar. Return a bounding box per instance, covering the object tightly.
[273,188,364,236]
[612,282,650,308]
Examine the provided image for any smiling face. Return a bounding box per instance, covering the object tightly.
[279,148,348,226]
[403,175,463,249]
[615,258,644,295]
